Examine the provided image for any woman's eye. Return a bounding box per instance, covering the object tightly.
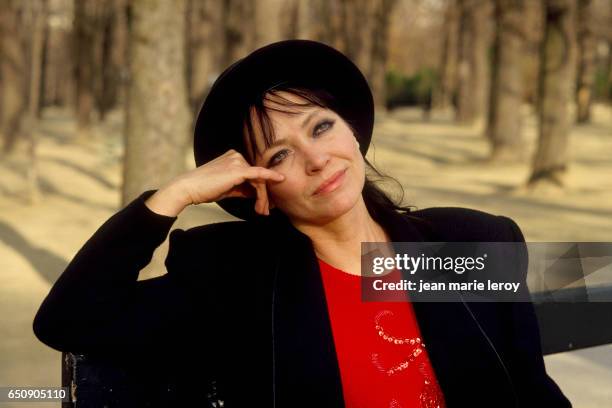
[314,120,334,136]
[267,120,335,167]
[269,149,289,167]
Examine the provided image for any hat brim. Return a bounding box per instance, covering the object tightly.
[194,40,374,221]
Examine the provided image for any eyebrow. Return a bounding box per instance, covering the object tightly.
[261,110,320,154]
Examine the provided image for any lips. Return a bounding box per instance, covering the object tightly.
[313,168,347,196]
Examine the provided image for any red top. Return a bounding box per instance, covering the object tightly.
[318,258,446,408]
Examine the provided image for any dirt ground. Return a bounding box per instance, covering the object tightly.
[1,103,610,407]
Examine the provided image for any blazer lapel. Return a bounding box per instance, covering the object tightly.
[269,216,344,407]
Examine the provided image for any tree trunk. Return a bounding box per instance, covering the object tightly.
[521,0,544,105]
[0,0,28,153]
[529,0,577,187]
[23,0,47,203]
[434,0,460,110]
[606,40,612,101]
[111,0,129,107]
[279,0,300,39]
[368,0,397,110]
[338,0,372,74]
[122,0,191,205]
[254,0,283,48]
[309,0,341,46]
[42,0,74,108]
[220,0,257,68]
[318,0,388,107]
[278,0,342,45]
[93,0,126,121]
[456,0,493,124]
[486,0,526,162]
[296,0,310,38]
[73,0,99,136]
[575,0,596,123]
[186,0,224,114]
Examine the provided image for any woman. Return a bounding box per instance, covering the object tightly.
[33,40,570,407]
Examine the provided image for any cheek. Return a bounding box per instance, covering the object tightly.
[268,178,303,206]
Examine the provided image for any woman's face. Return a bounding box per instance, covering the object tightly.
[244,91,366,225]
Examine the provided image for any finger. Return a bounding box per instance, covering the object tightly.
[257,182,269,215]
[220,182,255,200]
[251,180,269,215]
[244,167,285,182]
[222,187,250,199]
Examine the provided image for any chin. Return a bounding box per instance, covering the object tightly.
[310,190,362,223]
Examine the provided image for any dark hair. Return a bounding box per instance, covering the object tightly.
[241,85,414,224]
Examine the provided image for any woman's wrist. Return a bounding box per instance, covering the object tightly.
[144,182,191,217]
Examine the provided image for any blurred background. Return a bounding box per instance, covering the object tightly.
[0,0,611,407]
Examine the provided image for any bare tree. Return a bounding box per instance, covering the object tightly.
[186,0,287,114]
[122,0,191,205]
[111,0,129,108]
[23,0,48,202]
[521,0,545,105]
[337,0,397,109]
[456,0,493,124]
[254,0,284,47]
[42,0,74,108]
[368,0,398,109]
[73,0,102,136]
[92,0,128,121]
[486,0,527,162]
[220,0,257,68]
[529,0,577,187]
[606,40,612,100]
[278,0,342,45]
[599,0,612,100]
[575,0,596,122]
[0,0,28,153]
[275,0,396,111]
[186,0,224,113]
[338,0,372,75]
[434,0,460,110]
[279,0,301,38]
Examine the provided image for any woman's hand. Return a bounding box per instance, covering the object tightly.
[145,149,284,217]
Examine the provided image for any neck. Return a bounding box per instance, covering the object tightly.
[292,198,390,274]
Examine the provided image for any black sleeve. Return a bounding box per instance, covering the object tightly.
[32,190,195,355]
[500,216,572,407]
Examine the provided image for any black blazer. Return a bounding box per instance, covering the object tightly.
[33,190,571,407]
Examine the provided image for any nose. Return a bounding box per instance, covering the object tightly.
[303,143,330,175]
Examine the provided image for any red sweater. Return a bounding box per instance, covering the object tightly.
[318,258,446,408]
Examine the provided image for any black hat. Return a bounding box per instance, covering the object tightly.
[193,39,374,221]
